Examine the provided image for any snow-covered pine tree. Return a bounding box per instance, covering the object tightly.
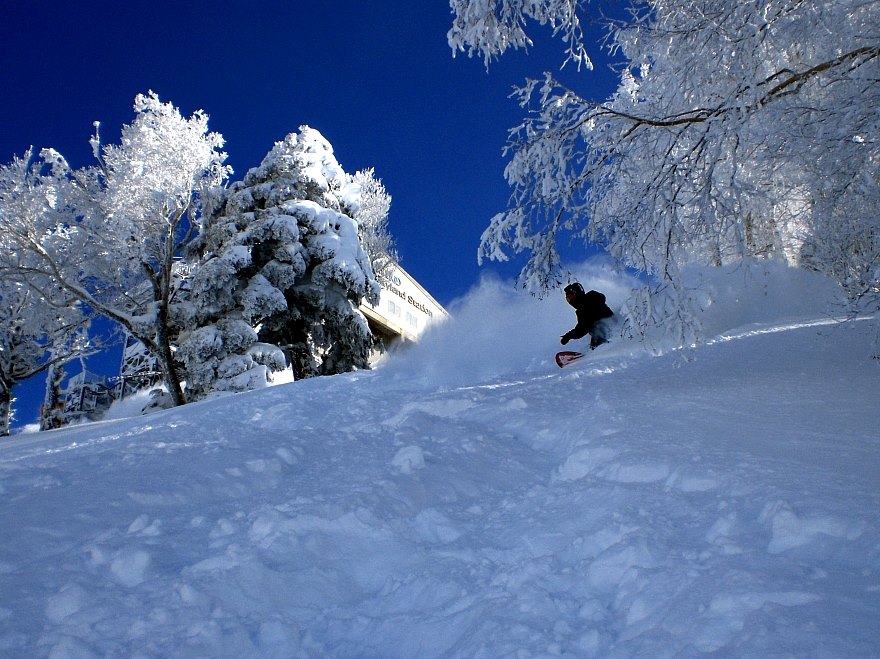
[181,127,380,397]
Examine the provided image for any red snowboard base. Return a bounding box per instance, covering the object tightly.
[555,351,585,368]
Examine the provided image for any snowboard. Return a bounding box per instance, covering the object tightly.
[555,350,585,368]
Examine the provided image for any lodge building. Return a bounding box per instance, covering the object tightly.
[360,264,448,351]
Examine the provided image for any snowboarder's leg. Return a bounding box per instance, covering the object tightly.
[590,319,611,350]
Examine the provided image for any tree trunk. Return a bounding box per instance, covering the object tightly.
[154,301,186,407]
[0,384,11,437]
[139,260,186,408]
[40,362,66,431]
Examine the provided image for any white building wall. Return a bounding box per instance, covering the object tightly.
[360,265,448,343]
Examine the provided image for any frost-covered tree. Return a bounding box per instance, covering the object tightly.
[0,151,93,435]
[181,127,379,397]
[0,279,88,436]
[0,93,231,407]
[347,168,398,285]
[452,0,880,343]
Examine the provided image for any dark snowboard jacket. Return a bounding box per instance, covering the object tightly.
[563,290,614,342]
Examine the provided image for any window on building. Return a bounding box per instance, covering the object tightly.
[388,300,401,316]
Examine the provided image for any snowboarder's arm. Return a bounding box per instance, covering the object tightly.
[562,324,589,343]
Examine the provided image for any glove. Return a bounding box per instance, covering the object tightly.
[560,335,569,345]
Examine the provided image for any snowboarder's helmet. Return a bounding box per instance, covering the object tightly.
[564,282,584,297]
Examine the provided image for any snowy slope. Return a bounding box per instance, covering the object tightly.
[1,266,879,657]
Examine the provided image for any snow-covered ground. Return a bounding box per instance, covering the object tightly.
[1,264,878,657]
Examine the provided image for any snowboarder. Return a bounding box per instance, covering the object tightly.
[560,282,614,350]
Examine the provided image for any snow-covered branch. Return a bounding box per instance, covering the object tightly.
[465,0,880,342]
[448,0,593,69]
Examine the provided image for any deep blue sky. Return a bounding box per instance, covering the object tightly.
[2,1,620,426]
